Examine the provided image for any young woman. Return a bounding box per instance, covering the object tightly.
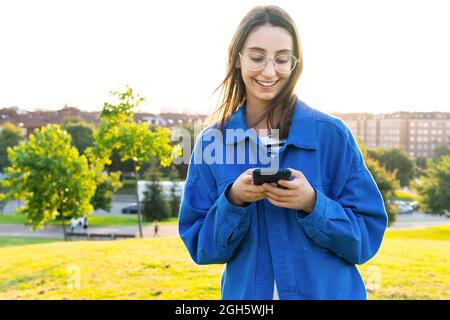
[178,5,387,300]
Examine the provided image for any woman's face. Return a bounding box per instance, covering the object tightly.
[237,24,294,106]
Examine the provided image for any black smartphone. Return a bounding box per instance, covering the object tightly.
[252,168,292,185]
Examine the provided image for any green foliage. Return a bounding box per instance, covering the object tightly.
[367,148,415,187]
[106,149,135,175]
[168,183,181,217]
[365,157,399,226]
[89,85,175,170]
[90,171,122,212]
[141,183,170,221]
[62,116,85,127]
[0,183,7,215]
[87,85,178,237]
[141,158,170,221]
[358,141,399,226]
[415,156,428,177]
[0,122,25,172]
[413,156,450,215]
[0,193,6,215]
[63,117,121,214]
[63,122,94,155]
[1,125,96,231]
[171,123,197,180]
[168,166,181,217]
[433,142,450,160]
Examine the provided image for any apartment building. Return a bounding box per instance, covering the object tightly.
[1,105,448,159]
[334,112,450,158]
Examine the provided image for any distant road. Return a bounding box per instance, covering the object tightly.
[0,223,179,239]
[390,212,450,229]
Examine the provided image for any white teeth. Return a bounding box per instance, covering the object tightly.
[256,80,277,87]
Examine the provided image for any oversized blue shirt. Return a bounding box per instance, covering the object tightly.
[178,98,388,300]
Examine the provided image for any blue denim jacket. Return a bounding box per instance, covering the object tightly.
[178,98,387,299]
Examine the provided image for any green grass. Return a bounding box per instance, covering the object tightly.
[0,225,448,300]
[384,225,450,241]
[0,215,26,224]
[0,215,177,227]
[358,225,450,300]
[0,237,59,248]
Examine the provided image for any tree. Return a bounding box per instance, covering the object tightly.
[63,120,94,155]
[415,156,428,177]
[0,122,24,173]
[433,141,450,160]
[88,85,178,237]
[90,171,122,212]
[62,118,122,214]
[141,183,170,221]
[367,148,415,188]
[413,156,450,215]
[0,200,5,216]
[168,165,181,217]
[1,125,96,240]
[0,184,7,215]
[171,123,196,180]
[62,116,85,127]
[365,157,400,226]
[359,141,400,226]
[141,158,170,221]
[105,149,135,176]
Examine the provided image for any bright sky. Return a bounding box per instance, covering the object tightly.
[1,0,449,114]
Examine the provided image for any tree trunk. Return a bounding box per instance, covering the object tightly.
[134,166,144,238]
[61,214,68,242]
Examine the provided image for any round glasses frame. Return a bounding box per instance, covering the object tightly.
[238,52,298,74]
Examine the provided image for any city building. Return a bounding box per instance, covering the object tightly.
[334,112,450,158]
[1,105,448,159]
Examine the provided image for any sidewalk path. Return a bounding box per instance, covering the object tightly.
[1,212,449,239]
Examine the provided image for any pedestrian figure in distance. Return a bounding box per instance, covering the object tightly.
[70,217,77,233]
[77,217,84,231]
[153,220,160,237]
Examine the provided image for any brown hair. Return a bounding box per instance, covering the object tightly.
[205,5,303,139]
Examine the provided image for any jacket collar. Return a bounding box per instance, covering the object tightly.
[223,97,318,150]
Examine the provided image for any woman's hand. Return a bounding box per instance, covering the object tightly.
[227,168,267,206]
[261,168,317,213]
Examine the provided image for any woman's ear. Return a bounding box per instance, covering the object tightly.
[236,58,241,69]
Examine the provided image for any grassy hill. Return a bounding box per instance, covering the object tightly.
[0,225,449,300]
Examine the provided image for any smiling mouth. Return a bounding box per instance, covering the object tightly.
[255,79,279,88]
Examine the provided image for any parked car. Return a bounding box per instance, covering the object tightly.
[409,201,419,211]
[393,200,407,206]
[121,204,138,214]
[397,203,414,214]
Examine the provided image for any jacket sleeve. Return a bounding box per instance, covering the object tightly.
[296,131,388,265]
[178,133,253,265]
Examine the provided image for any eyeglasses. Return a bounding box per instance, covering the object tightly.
[239,52,298,74]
